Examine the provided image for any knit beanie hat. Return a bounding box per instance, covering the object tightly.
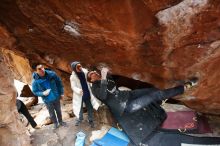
[71,61,80,72]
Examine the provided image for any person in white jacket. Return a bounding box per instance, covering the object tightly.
[70,61,101,127]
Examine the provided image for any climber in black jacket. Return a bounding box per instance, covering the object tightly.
[87,67,198,145]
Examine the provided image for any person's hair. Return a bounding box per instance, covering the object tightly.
[87,71,93,83]
[31,62,42,70]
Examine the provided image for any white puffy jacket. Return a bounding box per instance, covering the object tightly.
[70,68,101,118]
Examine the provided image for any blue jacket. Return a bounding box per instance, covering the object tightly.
[32,70,64,104]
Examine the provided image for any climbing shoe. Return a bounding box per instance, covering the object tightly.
[75,120,81,126]
[60,121,67,127]
[34,125,41,129]
[184,77,199,89]
[52,123,59,130]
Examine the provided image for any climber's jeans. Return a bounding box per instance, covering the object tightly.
[45,99,63,125]
[125,86,184,113]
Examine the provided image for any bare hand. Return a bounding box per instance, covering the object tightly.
[80,90,83,95]
[101,67,109,80]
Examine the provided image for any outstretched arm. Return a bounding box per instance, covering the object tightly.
[99,80,108,100]
[97,67,109,100]
[32,82,44,97]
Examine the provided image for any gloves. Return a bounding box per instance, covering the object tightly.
[43,89,51,96]
[101,67,109,80]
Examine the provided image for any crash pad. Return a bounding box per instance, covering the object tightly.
[90,127,130,146]
[161,111,212,133]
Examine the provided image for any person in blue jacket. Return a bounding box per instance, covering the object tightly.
[31,63,66,129]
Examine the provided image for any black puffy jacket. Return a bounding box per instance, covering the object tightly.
[91,78,167,145]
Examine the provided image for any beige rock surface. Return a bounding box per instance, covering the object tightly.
[0,50,31,146]
[0,0,219,114]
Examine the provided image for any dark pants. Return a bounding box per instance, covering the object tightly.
[125,86,184,113]
[142,130,220,146]
[78,99,93,122]
[17,100,37,128]
[45,99,63,125]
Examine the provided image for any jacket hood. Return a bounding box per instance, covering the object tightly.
[71,61,80,72]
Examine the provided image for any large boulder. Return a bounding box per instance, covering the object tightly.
[0,0,219,115]
[0,49,31,146]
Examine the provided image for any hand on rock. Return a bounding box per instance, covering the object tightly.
[60,95,64,100]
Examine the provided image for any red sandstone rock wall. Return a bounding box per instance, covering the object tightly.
[0,0,219,115]
[0,50,31,145]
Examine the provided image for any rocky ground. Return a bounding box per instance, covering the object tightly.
[19,101,220,146]
[29,117,103,146]
[18,98,112,146]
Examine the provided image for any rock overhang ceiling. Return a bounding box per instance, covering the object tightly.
[0,0,220,114]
